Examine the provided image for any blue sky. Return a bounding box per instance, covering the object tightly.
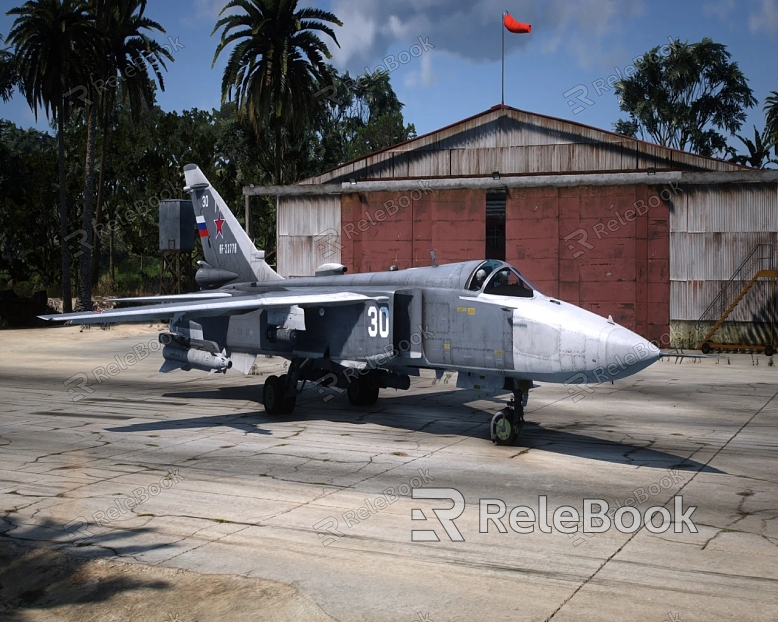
[2,0,778,152]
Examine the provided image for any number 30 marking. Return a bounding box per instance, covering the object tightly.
[368,306,389,338]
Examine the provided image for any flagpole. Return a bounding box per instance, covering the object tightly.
[501,10,506,105]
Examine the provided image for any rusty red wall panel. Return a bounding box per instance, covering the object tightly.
[340,183,670,341]
[341,189,486,272]
[506,187,560,298]
[558,259,579,283]
[559,281,580,303]
[579,260,637,282]
[427,189,485,266]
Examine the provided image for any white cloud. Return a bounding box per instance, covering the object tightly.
[194,0,226,22]
[542,0,647,69]
[329,4,378,67]
[420,53,435,86]
[749,0,778,34]
[404,52,436,87]
[703,0,737,20]
[327,0,646,74]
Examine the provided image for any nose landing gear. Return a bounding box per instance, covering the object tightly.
[491,390,526,446]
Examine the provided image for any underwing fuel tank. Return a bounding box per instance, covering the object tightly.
[161,344,232,373]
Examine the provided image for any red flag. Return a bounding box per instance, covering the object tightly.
[503,13,531,34]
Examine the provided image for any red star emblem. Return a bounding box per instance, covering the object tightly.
[214,212,225,238]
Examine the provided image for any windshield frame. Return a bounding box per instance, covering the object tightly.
[465,260,541,297]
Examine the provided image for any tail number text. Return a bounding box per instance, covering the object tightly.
[367,305,390,338]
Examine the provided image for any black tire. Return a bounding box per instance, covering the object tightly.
[361,386,379,406]
[347,377,379,406]
[347,378,363,406]
[701,342,711,354]
[263,375,283,415]
[491,409,518,446]
[765,345,775,357]
[281,395,297,414]
[277,374,297,414]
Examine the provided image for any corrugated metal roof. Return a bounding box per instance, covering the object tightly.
[299,106,744,186]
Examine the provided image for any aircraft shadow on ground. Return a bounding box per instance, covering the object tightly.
[0,518,173,619]
[104,383,723,474]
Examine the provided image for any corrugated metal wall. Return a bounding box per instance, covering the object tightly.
[277,195,342,277]
[670,184,778,322]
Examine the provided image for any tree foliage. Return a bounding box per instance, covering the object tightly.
[727,126,777,169]
[316,69,416,163]
[0,63,413,293]
[766,89,778,151]
[7,0,99,311]
[212,0,342,184]
[0,121,61,286]
[0,35,16,101]
[614,38,756,158]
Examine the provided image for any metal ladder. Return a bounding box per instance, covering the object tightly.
[695,244,777,354]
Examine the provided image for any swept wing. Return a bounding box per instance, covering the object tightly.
[40,292,388,325]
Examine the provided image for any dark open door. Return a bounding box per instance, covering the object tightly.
[485,191,506,261]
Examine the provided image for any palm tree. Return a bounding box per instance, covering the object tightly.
[90,0,173,287]
[766,90,778,156]
[0,35,17,101]
[212,0,341,185]
[7,0,98,313]
[729,126,777,169]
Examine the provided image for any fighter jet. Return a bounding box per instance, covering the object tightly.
[41,164,661,445]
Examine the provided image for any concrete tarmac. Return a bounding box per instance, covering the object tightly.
[1,325,777,621]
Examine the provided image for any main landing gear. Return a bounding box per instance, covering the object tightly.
[262,361,397,415]
[346,374,380,407]
[263,358,309,415]
[490,389,527,446]
[263,373,297,415]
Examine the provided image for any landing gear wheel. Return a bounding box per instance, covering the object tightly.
[281,395,297,414]
[263,375,284,415]
[347,377,379,406]
[701,342,712,354]
[766,345,775,357]
[491,408,518,446]
[277,374,297,414]
[361,386,379,406]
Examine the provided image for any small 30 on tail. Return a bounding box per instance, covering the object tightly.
[183,164,282,288]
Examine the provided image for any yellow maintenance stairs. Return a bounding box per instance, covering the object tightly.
[697,269,778,355]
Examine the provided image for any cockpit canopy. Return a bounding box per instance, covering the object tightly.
[466,260,535,298]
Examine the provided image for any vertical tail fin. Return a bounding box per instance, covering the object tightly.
[184,164,281,286]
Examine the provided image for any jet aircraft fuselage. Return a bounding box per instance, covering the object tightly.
[42,164,661,445]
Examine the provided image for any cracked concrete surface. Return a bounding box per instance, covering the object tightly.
[0,325,777,621]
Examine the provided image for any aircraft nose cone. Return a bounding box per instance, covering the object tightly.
[605,326,661,378]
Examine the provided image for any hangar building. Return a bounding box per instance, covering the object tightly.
[246,105,778,348]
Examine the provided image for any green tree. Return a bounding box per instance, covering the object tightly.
[0,35,17,101]
[212,0,342,185]
[90,0,172,287]
[728,126,777,168]
[0,121,61,287]
[341,70,415,160]
[7,0,99,313]
[313,68,416,166]
[614,38,756,158]
[765,89,778,154]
